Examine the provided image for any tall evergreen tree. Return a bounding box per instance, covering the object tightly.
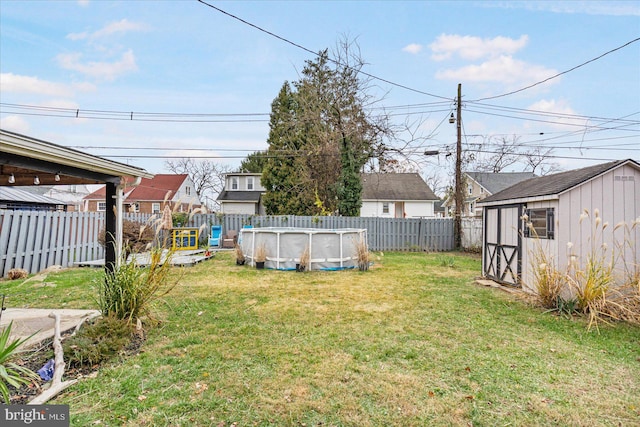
[262,40,390,216]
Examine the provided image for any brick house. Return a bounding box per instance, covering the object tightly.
[83,174,201,214]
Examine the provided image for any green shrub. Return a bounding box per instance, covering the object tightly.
[63,316,133,367]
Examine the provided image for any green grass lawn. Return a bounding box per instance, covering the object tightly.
[3,252,639,426]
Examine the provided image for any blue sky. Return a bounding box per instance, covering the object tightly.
[1,0,639,184]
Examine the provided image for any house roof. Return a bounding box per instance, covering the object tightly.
[0,186,66,205]
[217,191,262,202]
[84,174,190,202]
[361,173,439,201]
[127,174,188,201]
[466,171,536,194]
[479,159,640,205]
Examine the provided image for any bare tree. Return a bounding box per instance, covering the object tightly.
[164,158,233,210]
[472,135,522,173]
[523,146,562,175]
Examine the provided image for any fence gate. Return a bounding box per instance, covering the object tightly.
[483,204,523,286]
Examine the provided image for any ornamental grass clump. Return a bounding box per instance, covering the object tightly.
[524,213,566,310]
[355,236,370,271]
[98,246,179,325]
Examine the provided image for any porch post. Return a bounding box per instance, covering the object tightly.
[105,182,117,274]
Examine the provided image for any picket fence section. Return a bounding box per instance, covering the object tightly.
[0,211,482,276]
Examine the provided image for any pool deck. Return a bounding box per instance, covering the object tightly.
[75,249,217,268]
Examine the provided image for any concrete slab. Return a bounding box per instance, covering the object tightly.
[0,308,101,349]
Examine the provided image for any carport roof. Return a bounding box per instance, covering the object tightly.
[1,129,154,186]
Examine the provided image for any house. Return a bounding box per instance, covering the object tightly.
[84,174,201,214]
[0,187,68,211]
[444,171,535,217]
[360,173,440,218]
[217,173,265,214]
[477,159,640,291]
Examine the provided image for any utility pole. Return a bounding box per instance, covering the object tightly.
[454,83,463,250]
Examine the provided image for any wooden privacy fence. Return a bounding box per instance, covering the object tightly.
[0,211,471,276]
[190,214,455,252]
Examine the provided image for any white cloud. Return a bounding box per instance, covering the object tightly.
[0,115,31,134]
[402,43,423,54]
[0,73,73,97]
[484,1,640,17]
[526,99,585,129]
[435,55,558,88]
[67,19,149,41]
[429,34,529,61]
[56,49,138,81]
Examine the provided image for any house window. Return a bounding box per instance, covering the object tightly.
[382,202,389,214]
[468,184,473,195]
[469,202,474,215]
[247,177,254,190]
[97,202,106,211]
[152,203,161,214]
[524,208,555,239]
[231,177,239,190]
[185,186,191,196]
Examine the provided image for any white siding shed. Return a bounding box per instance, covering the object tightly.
[478,159,640,291]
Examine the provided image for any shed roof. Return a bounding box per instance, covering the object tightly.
[466,171,536,194]
[479,159,640,205]
[361,173,439,201]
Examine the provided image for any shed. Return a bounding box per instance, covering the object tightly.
[477,159,640,290]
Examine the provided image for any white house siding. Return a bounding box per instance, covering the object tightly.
[361,200,434,218]
[174,179,201,206]
[221,202,257,215]
[405,201,435,218]
[557,165,640,284]
[520,200,559,292]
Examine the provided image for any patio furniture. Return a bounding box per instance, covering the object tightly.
[209,225,222,247]
[222,230,238,248]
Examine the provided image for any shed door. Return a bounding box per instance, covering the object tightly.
[484,205,523,286]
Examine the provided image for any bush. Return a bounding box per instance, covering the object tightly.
[98,219,155,257]
[63,316,133,367]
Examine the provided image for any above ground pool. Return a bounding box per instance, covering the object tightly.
[239,227,367,271]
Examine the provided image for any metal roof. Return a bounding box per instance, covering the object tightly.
[0,186,66,205]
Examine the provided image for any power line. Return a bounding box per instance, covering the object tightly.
[469,37,640,102]
[196,0,452,101]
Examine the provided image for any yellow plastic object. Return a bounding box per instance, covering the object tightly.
[171,228,199,250]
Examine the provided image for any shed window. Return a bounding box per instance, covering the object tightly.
[523,208,554,239]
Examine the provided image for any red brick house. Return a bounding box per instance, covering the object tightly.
[83,174,201,214]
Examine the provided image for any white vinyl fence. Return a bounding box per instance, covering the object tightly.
[0,211,482,277]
